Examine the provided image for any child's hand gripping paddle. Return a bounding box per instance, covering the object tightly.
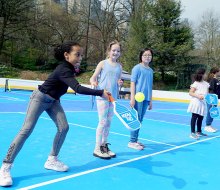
[205,94,219,118]
[108,95,141,130]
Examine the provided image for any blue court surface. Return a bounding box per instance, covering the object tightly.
[0,88,220,190]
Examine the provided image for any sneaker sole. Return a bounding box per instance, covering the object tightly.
[189,136,199,140]
[205,129,217,133]
[128,146,144,150]
[0,181,12,187]
[44,165,68,172]
[109,154,116,158]
[197,134,208,137]
[93,153,111,159]
[205,131,216,133]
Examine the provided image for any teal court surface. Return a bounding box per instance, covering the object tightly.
[0,88,220,190]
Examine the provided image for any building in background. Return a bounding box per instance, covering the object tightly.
[52,0,101,14]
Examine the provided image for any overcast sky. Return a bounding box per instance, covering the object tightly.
[181,0,220,24]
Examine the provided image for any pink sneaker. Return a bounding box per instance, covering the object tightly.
[128,142,144,150]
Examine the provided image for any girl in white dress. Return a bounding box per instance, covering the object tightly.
[187,68,210,139]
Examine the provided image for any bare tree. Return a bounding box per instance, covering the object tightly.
[195,9,220,66]
[76,0,130,63]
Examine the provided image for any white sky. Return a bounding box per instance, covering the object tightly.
[181,0,220,24]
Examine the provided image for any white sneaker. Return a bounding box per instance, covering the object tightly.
[128,142,144,150]
[93,146,111,159]
[44,156,69,172]
[0,163,13,187]
[204,126,217,133]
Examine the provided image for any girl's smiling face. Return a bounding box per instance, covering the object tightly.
[108,44,121,61]
[64,45,83,65]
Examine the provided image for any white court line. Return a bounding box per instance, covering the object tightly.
[150,109,189,116]
[149,109,220,120]
[40,117,176,147]
[4,111,213,145]
[0,112,24,114]
[5,91,31,96]
[0,96,25,101]
[5,112,188,147]
[17,135,220,190]
[65,111,191,126]
[107,131,176,147]
[145,118,189,126]
[2,110,192,129]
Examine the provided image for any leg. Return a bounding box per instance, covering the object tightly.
[95,100,110,147]
[0,90,47,187]
[102,103,116,158]
[130,100,149,143]
[128,101,149,150]
[138,100,149,123]
[189,113,200,139]
[197,115,204,133]
[44,100,69,172]
[93,100,111,159]
[205,104,217,132]
[3,90,45,163]
[206,104,213,126]
[46,101,69,156]
[101,102,114,145]
[196,115,207,136]
[190,113,198,133]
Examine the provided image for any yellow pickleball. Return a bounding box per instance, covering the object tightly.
[135,92,145,102]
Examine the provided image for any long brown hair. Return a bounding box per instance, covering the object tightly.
[193,68,206,82]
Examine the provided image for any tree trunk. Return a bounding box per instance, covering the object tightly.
[160,68,165,82]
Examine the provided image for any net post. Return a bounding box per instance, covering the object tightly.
[5,79,9,92]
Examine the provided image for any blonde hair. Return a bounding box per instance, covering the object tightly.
[106,40,121,58]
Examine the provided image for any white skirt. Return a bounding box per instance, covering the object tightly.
[187,97,207,116]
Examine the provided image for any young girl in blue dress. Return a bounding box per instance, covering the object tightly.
[90,40,123,159]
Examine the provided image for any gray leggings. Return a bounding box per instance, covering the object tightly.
[3,90,69,163]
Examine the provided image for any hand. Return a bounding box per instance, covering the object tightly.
[118,79,124,86]
[102,90,111,99]
[91,81,98,87]
[130,99,135,108]
[197,94,204,100]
